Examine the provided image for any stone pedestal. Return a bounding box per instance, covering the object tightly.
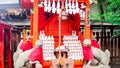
[83,65,110,68]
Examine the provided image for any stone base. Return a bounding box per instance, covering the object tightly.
[83,65,110,68]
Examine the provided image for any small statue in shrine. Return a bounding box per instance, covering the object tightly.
[14,40,43,68]
[51,45,74,68]
[13,35,33,67]
[13,36,24,67]
[83,39,110,67]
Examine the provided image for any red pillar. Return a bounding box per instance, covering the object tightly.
[33,0,39,46]
[0,26,4,68]
[23,29,27,42]
[84,0,91,39]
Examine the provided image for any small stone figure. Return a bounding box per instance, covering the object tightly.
[83,38,110,68]
[14,40,43,68]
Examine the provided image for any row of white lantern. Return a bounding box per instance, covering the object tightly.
[65,46,83,58]
[43,43,55,60]
[43,0,86,14]
[63,34,83,60]
[39,31,54,41]
[66,46,82,49]
[68,50,83,60]
[43,54,55,60]
[39,30,55,61]
[63,34,81,54]
[63,41,80,44]
[68,52,83,60]
[63,36,78,40]
[64,43,82,46]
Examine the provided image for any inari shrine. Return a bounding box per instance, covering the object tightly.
[21,0,92,68]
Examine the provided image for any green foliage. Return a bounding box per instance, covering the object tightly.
[104,0,120,38]
[90,0,120,38]
[90,14,101,22]
[105,0,120,25]
[90,0,120,25]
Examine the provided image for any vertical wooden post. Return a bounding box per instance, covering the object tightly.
[28,14,34,45]
[33,0,39,46]
[23,29,26,42]
[84,1,91,39]
[29,14,33,36]
[90,30,93,38]
[0,26,4,68]
[84,9,90,39]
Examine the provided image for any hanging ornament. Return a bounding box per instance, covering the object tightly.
[52,0,56,13]
[65,0,69,13]
[61,2,68,21]
[75,0,79,13]
[72,0,76,14]
[44,0,48,12]
[68,0,72,14]
[56,0,60,14]
[38,2,44,7]
[47,0,51,12]
[80,3,86,9]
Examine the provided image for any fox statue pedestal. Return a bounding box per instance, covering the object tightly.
[83,65,110,68]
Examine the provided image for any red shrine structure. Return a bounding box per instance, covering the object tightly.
[0,22,12,68]
[20,0,92,68]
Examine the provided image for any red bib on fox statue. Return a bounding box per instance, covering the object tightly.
[20,41,33,51]
[20,35,33,51]
[91,40,100,49]
[83,46,94,61]
[28,47,43,64]
[83,39,101,61]
[28,40,43,64]
[83,39,93,61]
